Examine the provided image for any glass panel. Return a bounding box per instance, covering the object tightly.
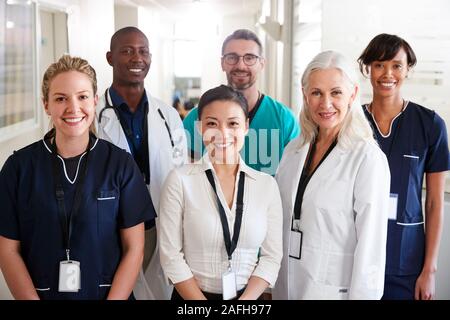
[0,0,36,130]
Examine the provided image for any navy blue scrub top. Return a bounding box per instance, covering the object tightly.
[363,102,450,275]
[0,136,156,299]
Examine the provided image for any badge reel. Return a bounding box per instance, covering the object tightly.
[388,193,398,220]
[173,146,183,159]
[59,250,81,292]
[222,263,237,300]
[289,220,303,260]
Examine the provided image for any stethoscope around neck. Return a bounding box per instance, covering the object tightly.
[99,88,177,150]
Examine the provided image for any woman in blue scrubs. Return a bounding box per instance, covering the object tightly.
[358,34,450,300]
[0,55,155,299]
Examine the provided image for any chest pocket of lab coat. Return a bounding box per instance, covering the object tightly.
[314,179,350,212]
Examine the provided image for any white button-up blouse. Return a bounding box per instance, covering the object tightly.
[159,155,283,294]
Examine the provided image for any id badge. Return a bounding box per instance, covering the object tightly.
[222,269,237,300]
[289,229,303,260]
[59,260,81,292]
[388,193,398,220]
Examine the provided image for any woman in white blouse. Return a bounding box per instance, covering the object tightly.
[159,85,282,300]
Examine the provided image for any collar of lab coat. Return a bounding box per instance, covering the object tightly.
[290,135,349,182]
[187,152,258,180]
[293,135,347,156]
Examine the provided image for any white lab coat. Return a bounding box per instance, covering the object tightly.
[272,136,390,300]
[95,90,187,299]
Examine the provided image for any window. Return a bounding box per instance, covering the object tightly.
[0,0,38,141]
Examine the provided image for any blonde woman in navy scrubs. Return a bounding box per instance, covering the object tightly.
[0,55,155,299]
[358,34,450,300]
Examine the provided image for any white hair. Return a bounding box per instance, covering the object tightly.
[299,50,375,149]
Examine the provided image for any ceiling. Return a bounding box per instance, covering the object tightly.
[117,0,262,17]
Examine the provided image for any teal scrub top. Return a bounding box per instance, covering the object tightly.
[183,94,300,175]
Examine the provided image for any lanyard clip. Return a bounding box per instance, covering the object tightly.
[66,249,70,261]
[292,219,301,232]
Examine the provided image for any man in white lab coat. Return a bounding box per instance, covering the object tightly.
[95,27,187,299]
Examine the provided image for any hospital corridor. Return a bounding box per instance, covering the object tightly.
[0,0,449,300]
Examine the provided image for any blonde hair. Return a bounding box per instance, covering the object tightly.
[42,55,97,135]
[42,54,97,102]
[299,50,375,149]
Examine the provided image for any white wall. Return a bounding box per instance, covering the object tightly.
[290,0,321,114]
[139,6,175,106]
[0,0,115,300]
[436,198,450,299]
[0,0,114,164]
[67,0,115,94]
[115,4,138,30]
[34,0,115,95]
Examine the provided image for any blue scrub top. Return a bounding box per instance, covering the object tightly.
[363,102,450,275]
[0,136,156,299]
[183,94,300,175]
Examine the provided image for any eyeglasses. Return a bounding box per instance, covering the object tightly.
[222,53,261,66]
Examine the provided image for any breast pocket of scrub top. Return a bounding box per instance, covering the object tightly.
[398,153,422,224]
[97,190,119,230]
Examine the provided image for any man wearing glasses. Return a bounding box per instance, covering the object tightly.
[183,29,299,175]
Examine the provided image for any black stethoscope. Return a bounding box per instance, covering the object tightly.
[98,88,183,160]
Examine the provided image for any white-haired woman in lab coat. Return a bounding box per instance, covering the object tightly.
[272,50,391,300]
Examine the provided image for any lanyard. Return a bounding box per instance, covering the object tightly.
[293,139,337,222]
[157,108,175,148]
[205,169,245,262]
[51,138,90,260]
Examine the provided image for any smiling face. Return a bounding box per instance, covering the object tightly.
[200,100,249,164]
[221,39,264,91]
[44,71,97,142]
[369,48,409,99]
[303,68,357,136]
[107,30,151,86]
